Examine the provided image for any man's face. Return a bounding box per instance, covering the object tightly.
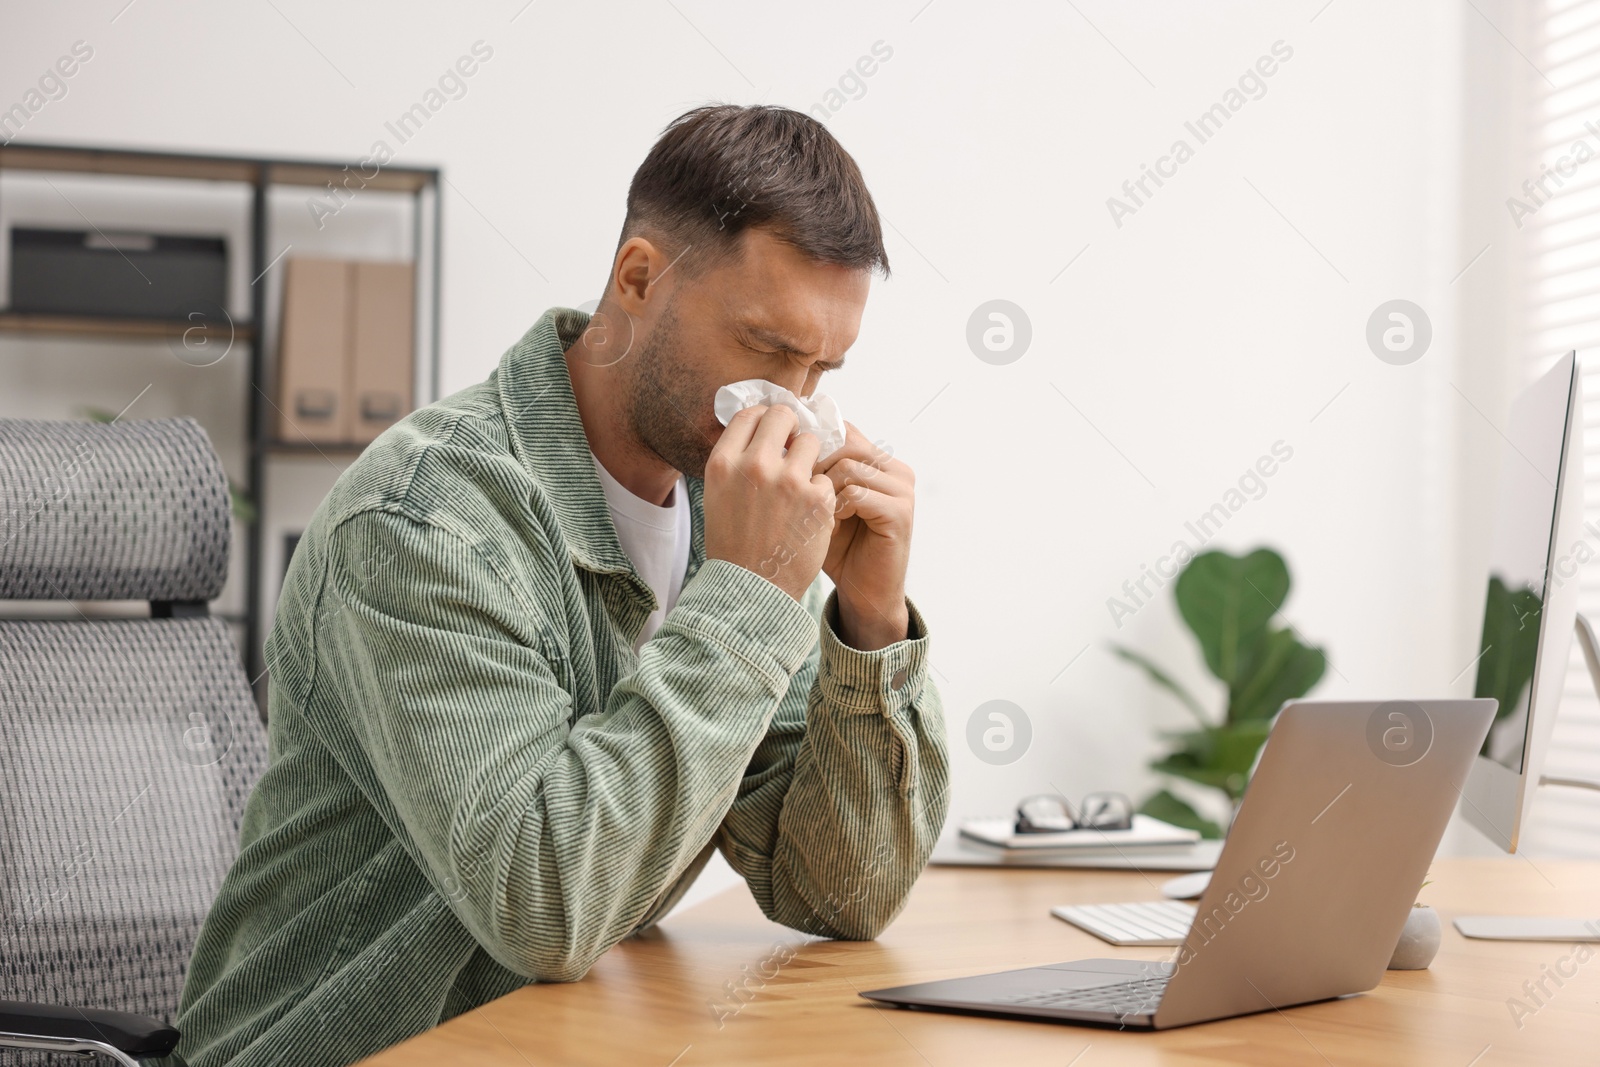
[625,228,870,478]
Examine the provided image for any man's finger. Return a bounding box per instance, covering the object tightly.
[785,430,822,473]
[715,404,769,455]
[832,483,909,531]
[748,405,800,459]
[822,456,908,498]
[817,422,893,476]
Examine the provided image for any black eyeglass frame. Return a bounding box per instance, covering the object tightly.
[1013,791,1135,834]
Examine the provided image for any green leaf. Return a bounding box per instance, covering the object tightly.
[1151,721,1272,801]
[1140,789,1224,839]
[1109,644,1212,728]
[1228,627,1327,723]
[229,483,256,524]
[1150,754,1237,793]
[1175,548,1290,687]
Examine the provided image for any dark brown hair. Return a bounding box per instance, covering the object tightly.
[618,104,890,280]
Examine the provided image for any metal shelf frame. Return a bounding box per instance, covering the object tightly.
[0,141,443,703]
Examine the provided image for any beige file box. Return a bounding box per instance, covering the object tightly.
[347,261,415,443]
[275,258,350,443]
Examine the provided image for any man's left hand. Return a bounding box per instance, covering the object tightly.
[817,423,913,651]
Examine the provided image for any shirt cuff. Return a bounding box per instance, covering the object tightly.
[669,559,820,681]
[818,590,931,716]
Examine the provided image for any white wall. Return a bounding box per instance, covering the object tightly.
[5,0,1557,914]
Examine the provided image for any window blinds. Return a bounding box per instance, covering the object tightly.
[1516,0,1600,857]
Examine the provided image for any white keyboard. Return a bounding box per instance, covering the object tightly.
[1050,900,1198,946]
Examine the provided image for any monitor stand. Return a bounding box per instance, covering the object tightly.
[1455,615,1600,942]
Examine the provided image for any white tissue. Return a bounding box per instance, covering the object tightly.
[713,379,847,459]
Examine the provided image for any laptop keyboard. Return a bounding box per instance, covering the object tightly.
[1051,900,1197,945]
[997,975,1170,1015]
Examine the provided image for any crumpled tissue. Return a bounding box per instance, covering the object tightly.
[713,379,847,459]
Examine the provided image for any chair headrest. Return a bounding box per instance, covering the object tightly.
[0,417,231,602]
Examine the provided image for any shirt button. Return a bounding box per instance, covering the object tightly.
[890,667,909,691]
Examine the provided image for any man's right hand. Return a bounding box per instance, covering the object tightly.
[702,405,837,601]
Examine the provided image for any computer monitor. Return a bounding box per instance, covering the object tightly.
[1460,351,1586,852]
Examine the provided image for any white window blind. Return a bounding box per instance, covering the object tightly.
[1518,0,1600,858]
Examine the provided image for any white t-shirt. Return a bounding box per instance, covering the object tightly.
[590,454,692,650]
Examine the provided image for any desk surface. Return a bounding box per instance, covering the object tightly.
[358,857,1600,1066]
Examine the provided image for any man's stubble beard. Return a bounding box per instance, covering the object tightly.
[626,298,716,480]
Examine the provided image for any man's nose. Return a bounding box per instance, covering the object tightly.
[771,366,812,397]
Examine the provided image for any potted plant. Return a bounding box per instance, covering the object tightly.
[1112,547,1328,837]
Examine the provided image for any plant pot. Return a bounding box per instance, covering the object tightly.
[1389,905,1441,970]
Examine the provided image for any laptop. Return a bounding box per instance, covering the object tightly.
[860,698,1496,1029]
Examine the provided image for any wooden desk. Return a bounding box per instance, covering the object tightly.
[358,857,1600,1066]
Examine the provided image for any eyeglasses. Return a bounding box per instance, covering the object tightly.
[1014,792,1135,834]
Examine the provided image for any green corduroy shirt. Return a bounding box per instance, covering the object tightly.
[167,307,951,1067]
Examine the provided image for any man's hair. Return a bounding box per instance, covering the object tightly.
[618,104,890,280]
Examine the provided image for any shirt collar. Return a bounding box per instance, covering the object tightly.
[497,307,705,581]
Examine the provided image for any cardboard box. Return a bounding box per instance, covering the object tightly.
[276,258,415,444]
[347,261,415,443]
[276,258,349,443]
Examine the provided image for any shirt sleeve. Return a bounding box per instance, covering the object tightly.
[305,506,821,982]
[711,587,952,940]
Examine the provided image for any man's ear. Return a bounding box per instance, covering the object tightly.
[611,236,672,316]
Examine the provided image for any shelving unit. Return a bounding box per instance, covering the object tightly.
[0,311,254,340]
[0,142,442,706]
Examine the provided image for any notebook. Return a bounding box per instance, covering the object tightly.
[958,814,1201,852]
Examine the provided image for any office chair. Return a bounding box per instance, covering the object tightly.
[0,417,268,1065]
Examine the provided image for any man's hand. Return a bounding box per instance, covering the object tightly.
[818,424,913,651]
[703,405,837,602]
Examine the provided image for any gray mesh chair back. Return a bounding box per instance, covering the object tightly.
[0,417,268,1063]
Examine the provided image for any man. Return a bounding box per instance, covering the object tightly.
[168,103,950,1066]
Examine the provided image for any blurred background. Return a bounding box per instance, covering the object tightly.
[1,0,1595,911]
